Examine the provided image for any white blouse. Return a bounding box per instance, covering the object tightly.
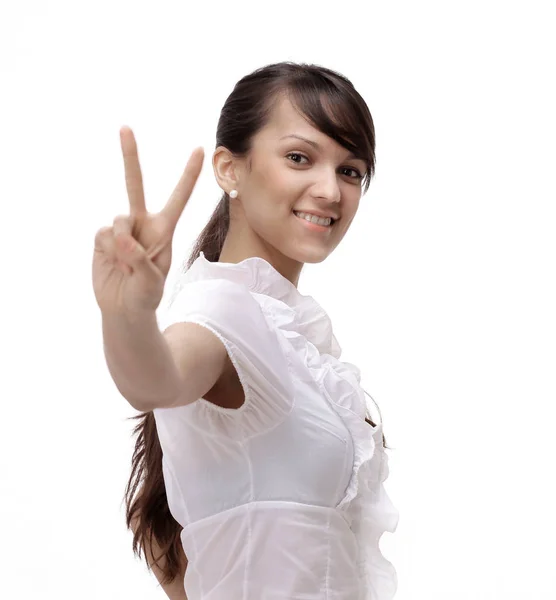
[153,252,399,600]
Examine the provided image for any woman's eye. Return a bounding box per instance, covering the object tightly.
[286,152,308,164]
[287,153,363,180]
[343,167,363,180]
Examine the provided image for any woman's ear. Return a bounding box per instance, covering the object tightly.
[212,146,241,196]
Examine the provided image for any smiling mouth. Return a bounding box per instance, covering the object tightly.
[292,210,337,227]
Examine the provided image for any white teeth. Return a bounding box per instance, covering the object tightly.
[293,211,333,227]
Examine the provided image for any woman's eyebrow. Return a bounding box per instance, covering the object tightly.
[280,134,364,162]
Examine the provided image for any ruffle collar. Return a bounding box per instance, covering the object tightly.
[176,251,342,358]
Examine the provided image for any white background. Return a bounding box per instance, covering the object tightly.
[1,1,554,598]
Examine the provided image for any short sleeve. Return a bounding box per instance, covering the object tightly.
[157,278,293,411]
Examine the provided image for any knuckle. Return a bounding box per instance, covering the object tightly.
[94,227,115,254]
[113,214,131,227]
[95,226,112,243]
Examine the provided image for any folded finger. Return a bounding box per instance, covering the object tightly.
[94,226,115,255]
[113,214,133,241]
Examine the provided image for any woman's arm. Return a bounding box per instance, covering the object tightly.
[102,310,185,412]
[102,310,228,412]
[129,514,188,600]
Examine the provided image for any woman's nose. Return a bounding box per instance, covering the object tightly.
[312,169,342,202]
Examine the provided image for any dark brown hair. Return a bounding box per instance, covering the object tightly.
[124,61,389,587]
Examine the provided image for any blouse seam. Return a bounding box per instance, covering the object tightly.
[323,510,332,600]
[318,362,361,520]
[162,454,204,598]
[325,422,354,598]
[242,428,254,600]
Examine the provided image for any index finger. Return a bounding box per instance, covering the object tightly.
[161,147,205,230]
[120,126,147,218]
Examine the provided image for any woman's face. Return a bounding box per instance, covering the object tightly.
[213,94,366,273]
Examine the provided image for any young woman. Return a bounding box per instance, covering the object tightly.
[93,61,399,600]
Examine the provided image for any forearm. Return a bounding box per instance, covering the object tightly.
[102,310,182,411]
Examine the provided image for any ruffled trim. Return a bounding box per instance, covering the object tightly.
[316,360,399,600]
[168,252,341,358]
[355,431,399,600]
[264,319,399,598]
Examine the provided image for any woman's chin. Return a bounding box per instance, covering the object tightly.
[286,244,332,265]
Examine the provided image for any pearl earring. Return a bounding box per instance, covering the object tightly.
[229,190,238,199]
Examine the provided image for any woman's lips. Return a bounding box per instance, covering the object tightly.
[292,210,335,232]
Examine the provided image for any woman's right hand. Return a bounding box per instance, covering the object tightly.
[92,126,204,315]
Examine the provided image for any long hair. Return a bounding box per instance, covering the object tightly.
[123,61,389,587]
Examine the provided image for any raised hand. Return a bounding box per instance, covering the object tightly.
[92,126,204,315]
